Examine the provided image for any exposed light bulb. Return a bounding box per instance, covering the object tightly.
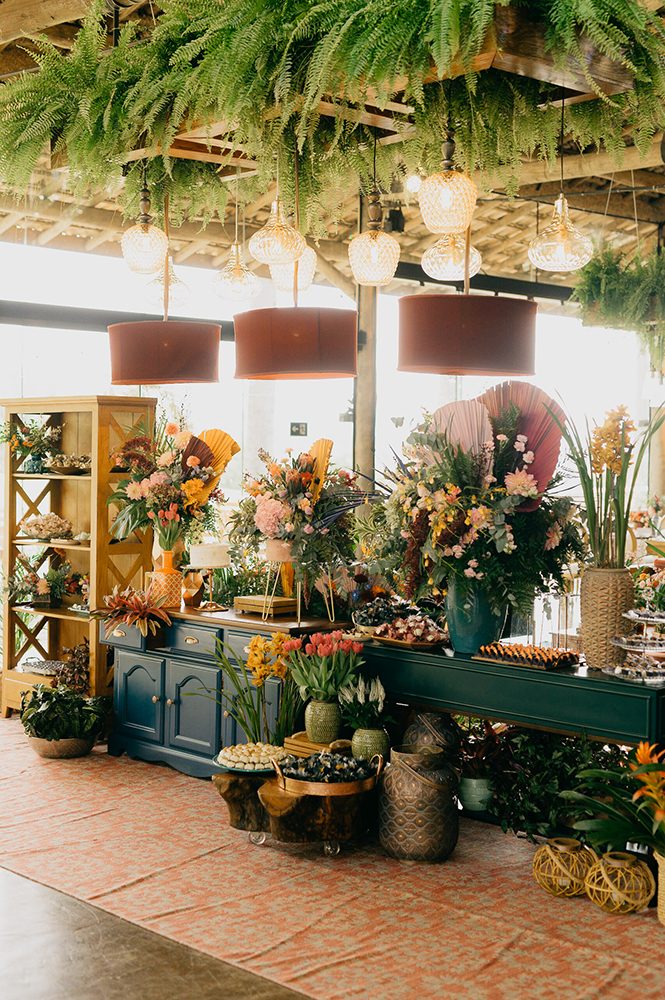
[248,199,306,265]
[421,235,482,281]
[527,194,594,273]
[213,241,261,301]
[270,245,317,292]
[145,256,190,309]
[418,134,477,234]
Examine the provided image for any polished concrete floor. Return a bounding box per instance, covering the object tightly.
[0,867,308,1000]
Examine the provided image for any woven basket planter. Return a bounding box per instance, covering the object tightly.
[27,736,95,759]
[580,567,634,670]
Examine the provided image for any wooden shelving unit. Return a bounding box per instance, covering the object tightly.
[1,395,156,716]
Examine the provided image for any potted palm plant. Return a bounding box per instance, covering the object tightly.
[20,684,109,759]
[283,632,364,743]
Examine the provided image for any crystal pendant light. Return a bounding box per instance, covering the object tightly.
[121,184,169,274]
[421,234,482,281]
[406,171,423,194]
[418,133,477,234]
[248,157,305,266]
[270,245,317,292]
[213,174,261,302]
[528,99,593,273]
[145,256,190,309]
[348,134,400,286]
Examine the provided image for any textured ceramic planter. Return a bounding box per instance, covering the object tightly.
[304,700,341,743]
[147,549,182,609]
[445,577,507,655]
[27,736,95,759]
[264,538,293,563]
[351,727,390,761]
[580,566,634,670]
[458,776,494,812]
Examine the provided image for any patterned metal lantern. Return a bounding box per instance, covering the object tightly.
[418,134,477,234]
[121,185,169,275]
[270,245,317,292]
[421,234,482,281]
[348,188,400,287]
[248,199,306,265]
[532,837,597,898]
[213,241,261,302]
[527,194,594,273]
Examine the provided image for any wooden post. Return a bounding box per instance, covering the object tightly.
[352,193,377,485]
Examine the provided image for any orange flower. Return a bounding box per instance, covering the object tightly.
[629,741,665,822]
[165,422,179,435]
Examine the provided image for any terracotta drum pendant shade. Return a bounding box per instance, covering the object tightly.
[234,307,358,379]
[108,321,221,384]
[397,295,537,376]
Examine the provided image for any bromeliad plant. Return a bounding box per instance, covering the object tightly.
[361,382,585,614]
[550,404,665,568]
[561,741,665,855]
[283,631,364,702]
[338,676,392,730]
[109,417,239,550]
[92,586,172,638]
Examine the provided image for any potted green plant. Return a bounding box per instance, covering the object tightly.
[550,403,665,669]
[20,684,109,758]
[338,676,392,760]
[91,586,172,642]
[0,418,62,473]
[561,741,665,925]
[283,632,364,743]
[457,722,507,812]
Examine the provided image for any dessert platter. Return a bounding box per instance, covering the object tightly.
[373,614,448,650]
[214,742,289,773]
[474,642,579,670]
[603,652,665,686]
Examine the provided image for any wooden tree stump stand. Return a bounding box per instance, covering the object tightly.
[258,779,375,845]
[212,772,271,833]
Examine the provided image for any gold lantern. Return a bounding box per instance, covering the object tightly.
[270,245,317,292]
[418,134,477,235]
[527,194,593,273]
[213,241,261,302]
[584,851,656,914]
[532,837,597,898]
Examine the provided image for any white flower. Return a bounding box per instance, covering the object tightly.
[338,685,354,705]
[516,434,528,443]
[356,677,366,704]
[523,451,535,464]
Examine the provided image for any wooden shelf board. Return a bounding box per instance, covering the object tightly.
[12,539,91,550]
[13,474,92,481]
[13,605,90,622]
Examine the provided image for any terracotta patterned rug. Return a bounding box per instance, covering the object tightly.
[0,717,661,1000]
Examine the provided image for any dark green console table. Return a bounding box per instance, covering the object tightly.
[363,645,665,746]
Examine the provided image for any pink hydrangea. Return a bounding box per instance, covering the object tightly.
[149,471,168,486]
[254,498,288,538]
[505,469,539,498]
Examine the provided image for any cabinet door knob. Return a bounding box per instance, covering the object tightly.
[166,698,174,706]
[152,695,159,703]
[223,710,229,718]
[184,635,199,645]
[112,629,126,637]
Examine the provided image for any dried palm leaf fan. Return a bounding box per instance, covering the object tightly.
[181,436,215,475]
[417,399,493,470]
[309,438,333,505]
[478,381,565,511]
[194,429,241,502]
[109,193,220,384]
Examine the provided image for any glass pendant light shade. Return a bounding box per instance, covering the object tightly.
[421,235,482,281]
[270,245,317,292]
[248,199,306,265]
[527,194,594,273]
[418,135,477,234]
[349,230,400,286]
[213,241,261,302]
[406,172,423,194]
[121,185,169,274]
[145,256,190,309]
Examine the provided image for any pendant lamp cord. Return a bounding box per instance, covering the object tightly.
[294,144,300,307]
[560,95,565,196]
[631,169,641,260]
[373,128,377,188]
[234,167,240,244]
[163,192,169,322]
[601,171,614,244]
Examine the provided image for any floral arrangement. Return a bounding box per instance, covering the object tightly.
[228,440,370,591]
[563,741,665,855]
[361,382,585,614]
[0,419,61,459]
[5,557,83,604]
[109,418,239,550]
[635,569,665,614]
[553,404,665,568]
[283,631,363,702]
[630,494,665,530]
[338,676,391,730]
[92,586,172,637]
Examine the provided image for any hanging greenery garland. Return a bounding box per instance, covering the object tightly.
[0,0,664,229]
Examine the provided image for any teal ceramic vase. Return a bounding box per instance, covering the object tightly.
[22,454,45,474]
[445,577,507,655]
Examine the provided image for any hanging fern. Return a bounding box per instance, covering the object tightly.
[0,0,664,228]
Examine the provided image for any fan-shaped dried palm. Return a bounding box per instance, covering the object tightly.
[195,429,241,503]
[478,381,565,511]
[417,399,493,470]
[309,438,333,505]
[181,436,215,476]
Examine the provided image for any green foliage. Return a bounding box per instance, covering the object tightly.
[572,246,665,373]
[1,0,664,227]
[488,726,628,841]
[20,684,109,741]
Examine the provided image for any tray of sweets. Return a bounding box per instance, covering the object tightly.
[473,642,579,670]
[610,635,665,652]
[603,652,665,686]
[623,609,665,625]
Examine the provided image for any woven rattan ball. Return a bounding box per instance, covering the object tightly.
[584,851,656,914]
[532,837,597,898]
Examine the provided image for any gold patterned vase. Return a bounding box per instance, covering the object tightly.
[580,567,634,670]
[148,549,183,609]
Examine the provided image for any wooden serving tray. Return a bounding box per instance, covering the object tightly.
[233,595,298,616]
[472,654,575,671]
[374,635,444,652]
[283,731,352,758]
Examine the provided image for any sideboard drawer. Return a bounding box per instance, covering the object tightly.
[98,620,160,652]
[166,621,222,659]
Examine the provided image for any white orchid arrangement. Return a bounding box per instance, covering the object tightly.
[338,676,392,730]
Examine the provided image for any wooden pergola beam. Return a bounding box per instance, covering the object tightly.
[0,0,88,44]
